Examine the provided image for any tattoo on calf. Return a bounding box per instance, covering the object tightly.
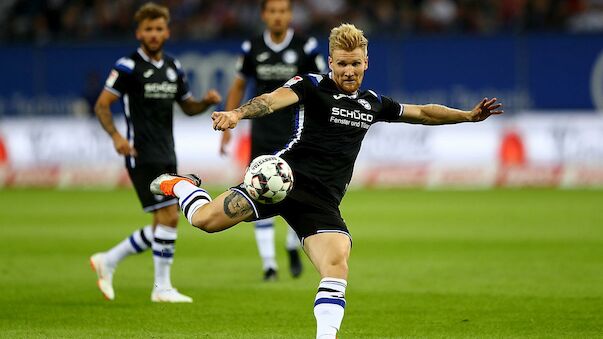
[223,191,253,219]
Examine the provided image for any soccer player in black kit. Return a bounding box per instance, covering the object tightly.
[220,0,325,281]
[151,24,503,337]
[90,3,221,303]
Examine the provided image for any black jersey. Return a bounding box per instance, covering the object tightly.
[277,73,404,207]
[104,48,191,166]
[238,29,324,152]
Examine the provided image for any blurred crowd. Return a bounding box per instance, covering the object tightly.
[1,0,603,43]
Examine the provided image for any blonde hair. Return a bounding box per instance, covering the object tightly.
[134,2,170,25]
[329,23,368,56]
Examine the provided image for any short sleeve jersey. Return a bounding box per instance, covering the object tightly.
[237,29,324,150]
[104,48,192,165]
[278,73,404,207]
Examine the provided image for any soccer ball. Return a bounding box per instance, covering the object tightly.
[243,155,294,204]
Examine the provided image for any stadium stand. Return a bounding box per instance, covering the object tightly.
[2,0,602,43]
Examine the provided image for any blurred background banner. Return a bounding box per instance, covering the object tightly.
[3,35,603,117]
[2,114,602,188]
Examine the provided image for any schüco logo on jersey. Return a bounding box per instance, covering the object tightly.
[330,107,374,129]
[144,82,178,99]
[331,107,374,123]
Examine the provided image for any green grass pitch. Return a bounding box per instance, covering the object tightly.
[0,188,601,338]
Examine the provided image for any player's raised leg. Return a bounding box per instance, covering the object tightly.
[150,174,255,233]
[303,232,351,339]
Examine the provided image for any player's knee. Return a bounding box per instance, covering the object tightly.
[165,213,180,227]
[157,211,179,227]
[322,254,349,276]
[190,213,211,232]
[333,259,349,274]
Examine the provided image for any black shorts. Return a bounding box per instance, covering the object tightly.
[127,162,178,212]
[230,183,351,245]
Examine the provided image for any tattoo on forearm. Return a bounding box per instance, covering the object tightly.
[223,191,253,219]
[236,96,273,119]
[96,106,118,135]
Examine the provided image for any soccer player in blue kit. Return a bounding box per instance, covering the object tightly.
[151,24,502,338]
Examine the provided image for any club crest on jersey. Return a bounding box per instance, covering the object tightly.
[284,76,303,87]
[358,99,372,110]
[283,50,298,64]
[166,67,177,82]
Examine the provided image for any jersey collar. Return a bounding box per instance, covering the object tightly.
[137,47,165,69]
[263,28,294,53]
[328,72,359,98]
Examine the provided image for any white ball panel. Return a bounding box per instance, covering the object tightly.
[262,190,276,198]
[267,176,284,191]
[271,190,287,202]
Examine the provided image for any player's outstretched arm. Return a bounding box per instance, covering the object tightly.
[211,87,299,131]
[179,89,222,116]
[400,97,503,125]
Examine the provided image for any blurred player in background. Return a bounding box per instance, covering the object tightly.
[151,23,503,337]
[90,2,221,303]
[220,0,326,281]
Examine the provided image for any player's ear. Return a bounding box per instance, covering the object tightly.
[328,56,333,71]
[364,55,369,71]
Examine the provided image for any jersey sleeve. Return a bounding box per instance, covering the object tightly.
[237,40,254,78]
[174,59,192,101]
[282,75,314,102]
[375,95,404,122]
[303,36,327,73]
[104,57,134,97]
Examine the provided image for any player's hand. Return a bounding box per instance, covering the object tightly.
[203,89,222,106]
[219,129,232,156]
[111,133,137,157]
[469,97,503,122]
[211,111,241,131]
